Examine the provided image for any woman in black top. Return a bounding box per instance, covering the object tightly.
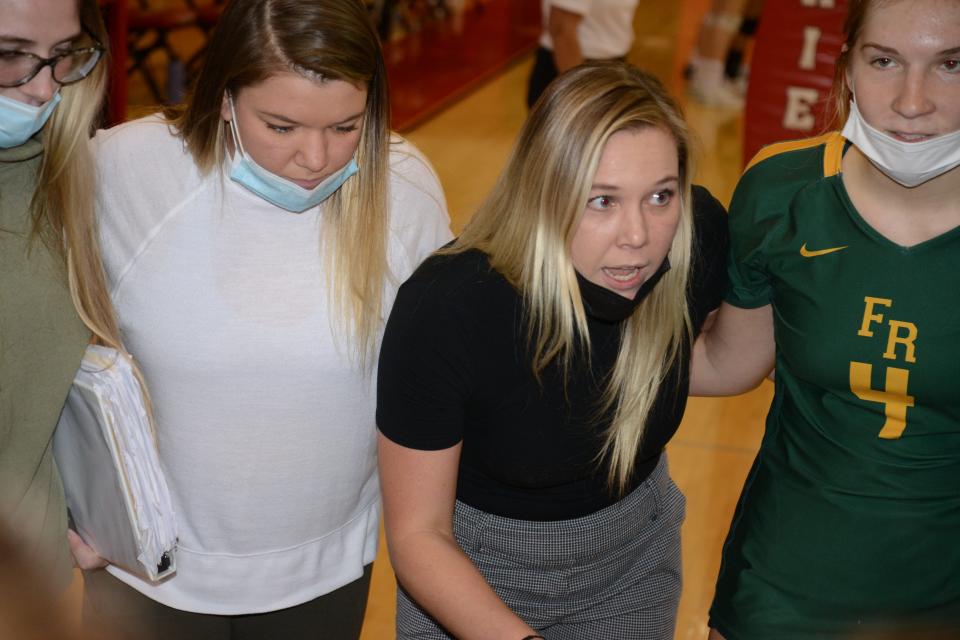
[377,62,728,640]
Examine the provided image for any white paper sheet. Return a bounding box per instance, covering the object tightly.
[54,345,177,582]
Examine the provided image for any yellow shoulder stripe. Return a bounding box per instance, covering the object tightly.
[744,131,846,177]
[821,132,845,176]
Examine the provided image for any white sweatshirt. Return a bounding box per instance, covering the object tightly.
[94,115,451,614]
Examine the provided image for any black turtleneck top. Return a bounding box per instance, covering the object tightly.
[376,186,728,520]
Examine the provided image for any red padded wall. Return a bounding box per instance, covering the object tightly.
[743,0,848,164]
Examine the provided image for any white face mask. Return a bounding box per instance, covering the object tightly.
[841,99,960,188]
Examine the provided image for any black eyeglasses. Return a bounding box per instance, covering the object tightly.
[0,36,104,89]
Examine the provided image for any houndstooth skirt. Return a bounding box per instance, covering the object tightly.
[396,454,685,639]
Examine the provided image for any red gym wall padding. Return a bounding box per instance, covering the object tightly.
[743,0,848,165]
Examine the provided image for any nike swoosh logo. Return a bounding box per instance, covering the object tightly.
[800,243,848,258]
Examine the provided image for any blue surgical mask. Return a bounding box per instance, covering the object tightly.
[0,91,61,148]
[226,96,358,213]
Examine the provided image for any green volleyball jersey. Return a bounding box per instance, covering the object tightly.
[710,133,960,639]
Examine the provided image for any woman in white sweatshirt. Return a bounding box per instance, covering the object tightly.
[83,1,451,637]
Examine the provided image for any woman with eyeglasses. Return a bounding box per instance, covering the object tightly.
[0,0,116,593]
[82,0,451,638]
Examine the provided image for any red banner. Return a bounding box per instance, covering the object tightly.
[743,0,848,164]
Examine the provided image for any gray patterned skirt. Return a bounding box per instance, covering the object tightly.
[397,454,685,639]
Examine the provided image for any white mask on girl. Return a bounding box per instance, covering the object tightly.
[841,98,960,188]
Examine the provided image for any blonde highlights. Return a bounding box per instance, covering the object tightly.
[166,0,391,367]
[449,62,694,492]
[29,1,117,350]
[28,0,155,420]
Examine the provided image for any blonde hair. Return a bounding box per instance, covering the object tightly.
[449,62,694,492]
[165,0,391,367]
[27,0,154,418]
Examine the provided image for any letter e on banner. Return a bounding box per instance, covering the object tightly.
[783,87,819,129]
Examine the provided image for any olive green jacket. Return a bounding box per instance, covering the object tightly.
[0,137,90,592]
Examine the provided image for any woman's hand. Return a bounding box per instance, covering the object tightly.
[378,434,538,640]
[67,529,108,570]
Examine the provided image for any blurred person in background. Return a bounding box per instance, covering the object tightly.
[526,0,640,108]
[687,0,751,109]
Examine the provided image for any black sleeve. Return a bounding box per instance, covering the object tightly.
[376,270,475,451]
[689,185,730,333]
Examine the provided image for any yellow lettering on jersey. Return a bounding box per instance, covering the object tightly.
[858,296,892,337]
[883,320,918,363]
[849,362,914,439]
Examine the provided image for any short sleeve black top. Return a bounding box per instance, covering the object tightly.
[377,185,728,520]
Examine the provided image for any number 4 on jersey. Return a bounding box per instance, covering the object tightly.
[849,362,915,439]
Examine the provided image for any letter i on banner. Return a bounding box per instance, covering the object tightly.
[742,0,848,165]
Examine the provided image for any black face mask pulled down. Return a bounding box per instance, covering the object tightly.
[575,258,671,324]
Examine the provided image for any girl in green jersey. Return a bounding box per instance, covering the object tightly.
[693,0,960,637]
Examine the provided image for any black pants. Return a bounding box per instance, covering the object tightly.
[526,47,629,109]
[526,46,559,109]
[82,565,373,640]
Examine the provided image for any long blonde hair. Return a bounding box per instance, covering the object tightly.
[27,0,154,416]
[28,1,118,352]
[165,0,391,367]
[449,62,694,492]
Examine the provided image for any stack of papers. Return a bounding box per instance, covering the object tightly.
[54,345,178,582]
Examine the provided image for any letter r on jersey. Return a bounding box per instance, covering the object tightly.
[884,320,918,363]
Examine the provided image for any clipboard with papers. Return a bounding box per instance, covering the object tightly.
[54,345,178,582]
